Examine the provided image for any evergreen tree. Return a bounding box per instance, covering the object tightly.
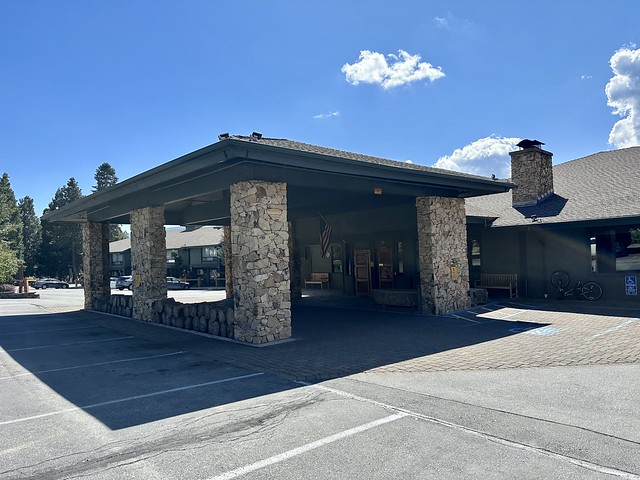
[18,196,42,276]
[0,173,24,260]
[93,162,118,191]
[93,162,127,241]
[0,241,18,283]
[39,178,84,280]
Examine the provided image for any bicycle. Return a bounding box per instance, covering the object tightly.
[550,270,603,301]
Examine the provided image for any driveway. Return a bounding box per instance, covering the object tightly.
[1,294,638,478]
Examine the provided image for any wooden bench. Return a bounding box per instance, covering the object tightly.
[475,273,518,298]
[305,272,329,289]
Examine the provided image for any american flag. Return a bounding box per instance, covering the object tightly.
[319,217,332,258]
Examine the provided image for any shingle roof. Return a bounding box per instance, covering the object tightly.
[466,146,640,227]
[109,226,223,253]
[229,135,512,184]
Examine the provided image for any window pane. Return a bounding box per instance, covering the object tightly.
[593,228,640,272]
[471,239,481,267]
[616,228,640,271]
[202,247,216,262]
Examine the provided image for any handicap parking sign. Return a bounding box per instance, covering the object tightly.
[626,276,637,296]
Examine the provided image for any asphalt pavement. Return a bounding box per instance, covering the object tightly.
[0,290,638,479]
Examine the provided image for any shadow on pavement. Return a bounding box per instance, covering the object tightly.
[0,300,551,430]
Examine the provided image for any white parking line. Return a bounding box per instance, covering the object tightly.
[0,372,264,426]
[496,309,529,320]
[207,413,407,480]
[446,313,481,323]
[590,319,639,340]
[0,351,185,381]
[297,383,640,480]
[0,325,96,337]
[2,336,134,352]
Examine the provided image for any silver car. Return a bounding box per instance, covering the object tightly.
[167,277,190,290]
[116,276,133,290]
[34,278,69,289]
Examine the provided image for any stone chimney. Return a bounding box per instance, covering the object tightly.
[510,139,553,207]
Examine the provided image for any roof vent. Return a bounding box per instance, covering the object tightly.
[218,132,229,140]
[251,131,263,140]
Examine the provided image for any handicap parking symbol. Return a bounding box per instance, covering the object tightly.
[625,276,637,296]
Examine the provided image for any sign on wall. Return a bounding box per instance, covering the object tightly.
[625,276,637,296]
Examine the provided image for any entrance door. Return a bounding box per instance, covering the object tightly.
[354,250,371,296]
[377,246,393,289]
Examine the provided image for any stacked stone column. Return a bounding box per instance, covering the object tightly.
[82,222,110,310]
[131,206,167,321]
[230,181,291,344]
[417,196,471,314]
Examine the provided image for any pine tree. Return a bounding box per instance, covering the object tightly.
[0,173,24,260]
[93,162,128,241]
[39,178,84,280]
[18,196,42,276]
[93,162,118,191]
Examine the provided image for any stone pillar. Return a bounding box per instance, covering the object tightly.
[230,181,291,344]
[82,222,110,310]
[130,206,167,321]
[224,225,233,299]
[416,196,471,315]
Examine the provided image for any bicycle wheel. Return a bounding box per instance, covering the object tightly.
[550,270,570,289]
[581,281,603,301]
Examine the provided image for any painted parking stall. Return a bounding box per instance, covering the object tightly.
[1,294,639,478]
[0,310,284,432]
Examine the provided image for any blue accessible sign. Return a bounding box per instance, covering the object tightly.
[625,276,637,296]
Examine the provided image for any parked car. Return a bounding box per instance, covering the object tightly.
[110,277,117,289]
[34,278,69,289]
[116,275,133,290]
[167,277,190,290]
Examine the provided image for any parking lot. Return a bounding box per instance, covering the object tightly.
[1,292,639,478]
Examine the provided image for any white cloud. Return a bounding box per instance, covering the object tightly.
[581,74,592,80]
[434,16,449,28]
[341,50,445,90]
[432,136,521,178]
[606,47,640,148]
[433,13,473,31]
[313,111,340,120]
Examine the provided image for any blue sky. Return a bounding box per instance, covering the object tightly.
[2,1,639,217]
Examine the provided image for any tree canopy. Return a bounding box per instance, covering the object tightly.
[0,173,24,261]
[39,178,84,279]
[0,241,18,283]
[93,162,127,241]
[93,162,118,192]
[18,196,42,276]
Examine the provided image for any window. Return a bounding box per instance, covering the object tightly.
[111,252,123,266]
[591,227,640,272]
[166,249,179,264]
[331,244,342,273]
[471,239,481,267]
[202,247,218,262]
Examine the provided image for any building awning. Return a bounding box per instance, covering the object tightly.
[43,135,514,226]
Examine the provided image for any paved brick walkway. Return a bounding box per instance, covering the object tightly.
[367,301,640,373]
